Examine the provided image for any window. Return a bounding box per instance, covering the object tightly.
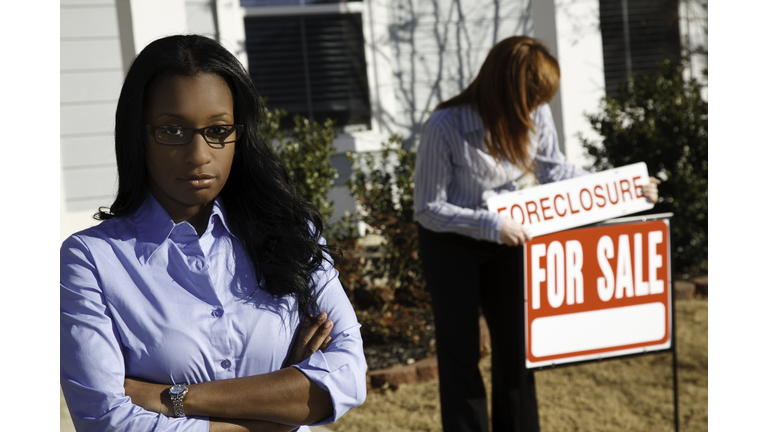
[599,0,681,99]
[243,4,371,130]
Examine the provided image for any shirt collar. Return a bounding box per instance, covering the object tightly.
[210,196,234,237]
[458,104,486,134]
[132,193,234,264]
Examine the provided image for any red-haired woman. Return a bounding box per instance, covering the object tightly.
[414,36,659,432]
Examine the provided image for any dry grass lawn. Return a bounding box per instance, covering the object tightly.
[328,299,707,432]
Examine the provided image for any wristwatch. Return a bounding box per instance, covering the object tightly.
[169,383,188,418]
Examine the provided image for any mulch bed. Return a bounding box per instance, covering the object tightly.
[364,339,436,371]
[357,306,436,371]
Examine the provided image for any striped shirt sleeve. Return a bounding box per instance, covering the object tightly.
[414,112,504,243]
[532,104,592,183]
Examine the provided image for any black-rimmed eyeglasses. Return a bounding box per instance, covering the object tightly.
[144,124,244,148]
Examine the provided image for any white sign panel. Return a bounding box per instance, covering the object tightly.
[487,163,654,237]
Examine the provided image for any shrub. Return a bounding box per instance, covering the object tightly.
[344,136,427,303]
[580,59,707,275]
[260,106,339,225]
[260,108,433,354]
[335,137,432,347]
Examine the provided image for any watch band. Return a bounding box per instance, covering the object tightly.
[169,384,188,418]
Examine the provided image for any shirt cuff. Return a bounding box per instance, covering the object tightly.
[291,350,365,425]
[480,211,504,244]
[154,414,210,431]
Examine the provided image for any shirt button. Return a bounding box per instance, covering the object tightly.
[221,360,231,369]
[212,308,224,318]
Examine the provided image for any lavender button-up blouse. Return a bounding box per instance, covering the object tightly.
[60,194,366,431]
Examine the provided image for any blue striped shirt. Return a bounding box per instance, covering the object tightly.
[414,103,590,243]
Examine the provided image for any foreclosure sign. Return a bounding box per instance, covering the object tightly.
[524,218,672,368]
[487,163,655,237]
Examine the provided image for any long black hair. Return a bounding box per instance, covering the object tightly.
[98,34,334,317]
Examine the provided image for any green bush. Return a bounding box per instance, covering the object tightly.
[260,108,432,348]
[260,106,339,224]
[333,137,432,346]
[580,59,707,275]
[342,136,427,305]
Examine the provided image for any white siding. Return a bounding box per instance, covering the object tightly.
[60,0,114,5]
[60,7,120,38]
[61,39,123,71]
[553,0,606,169]
[63,167,120,210]
[388,0,527,23]
[60,70,123,103]
[679,0,707,88]
[372,0,533,143]
[386,78,472,114]
[60,0,122,234]
[60,135,115,169]
[388,17,530,54]
[185,0,218,36]
[60,103,116,136]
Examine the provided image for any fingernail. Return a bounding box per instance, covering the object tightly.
[325,336,332,344]
[319,312,327,320]
[324,320,333,328]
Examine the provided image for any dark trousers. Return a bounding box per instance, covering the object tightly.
[418,224,539,432]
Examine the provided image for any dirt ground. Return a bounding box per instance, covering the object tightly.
[327,298,707,432]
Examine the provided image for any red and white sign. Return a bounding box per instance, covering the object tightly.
[487,163,655,237]
[524,219,672,368]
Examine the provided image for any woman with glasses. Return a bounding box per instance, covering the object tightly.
[60,35,366,431]
[414,36,660,432]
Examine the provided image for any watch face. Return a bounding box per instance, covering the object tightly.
[170,384,186,395]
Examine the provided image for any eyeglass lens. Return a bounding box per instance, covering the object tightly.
[155,126,239,146]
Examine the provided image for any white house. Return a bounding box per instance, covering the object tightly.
[60,0,704,242]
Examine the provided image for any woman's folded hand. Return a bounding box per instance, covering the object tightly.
[123,312,335,419]
[286,312,334,366]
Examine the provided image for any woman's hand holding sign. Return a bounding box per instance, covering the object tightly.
[641,177,661,204]
[500,217,533,246]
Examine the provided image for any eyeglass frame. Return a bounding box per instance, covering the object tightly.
[144,124,244,147]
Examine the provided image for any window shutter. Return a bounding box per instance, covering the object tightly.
[599,0,682,99]
[244,13,371,129]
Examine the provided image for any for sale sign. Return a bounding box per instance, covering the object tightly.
[487,163,655,237]
[524,218,672,368]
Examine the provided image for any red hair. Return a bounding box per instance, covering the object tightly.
[436,36,560,173]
